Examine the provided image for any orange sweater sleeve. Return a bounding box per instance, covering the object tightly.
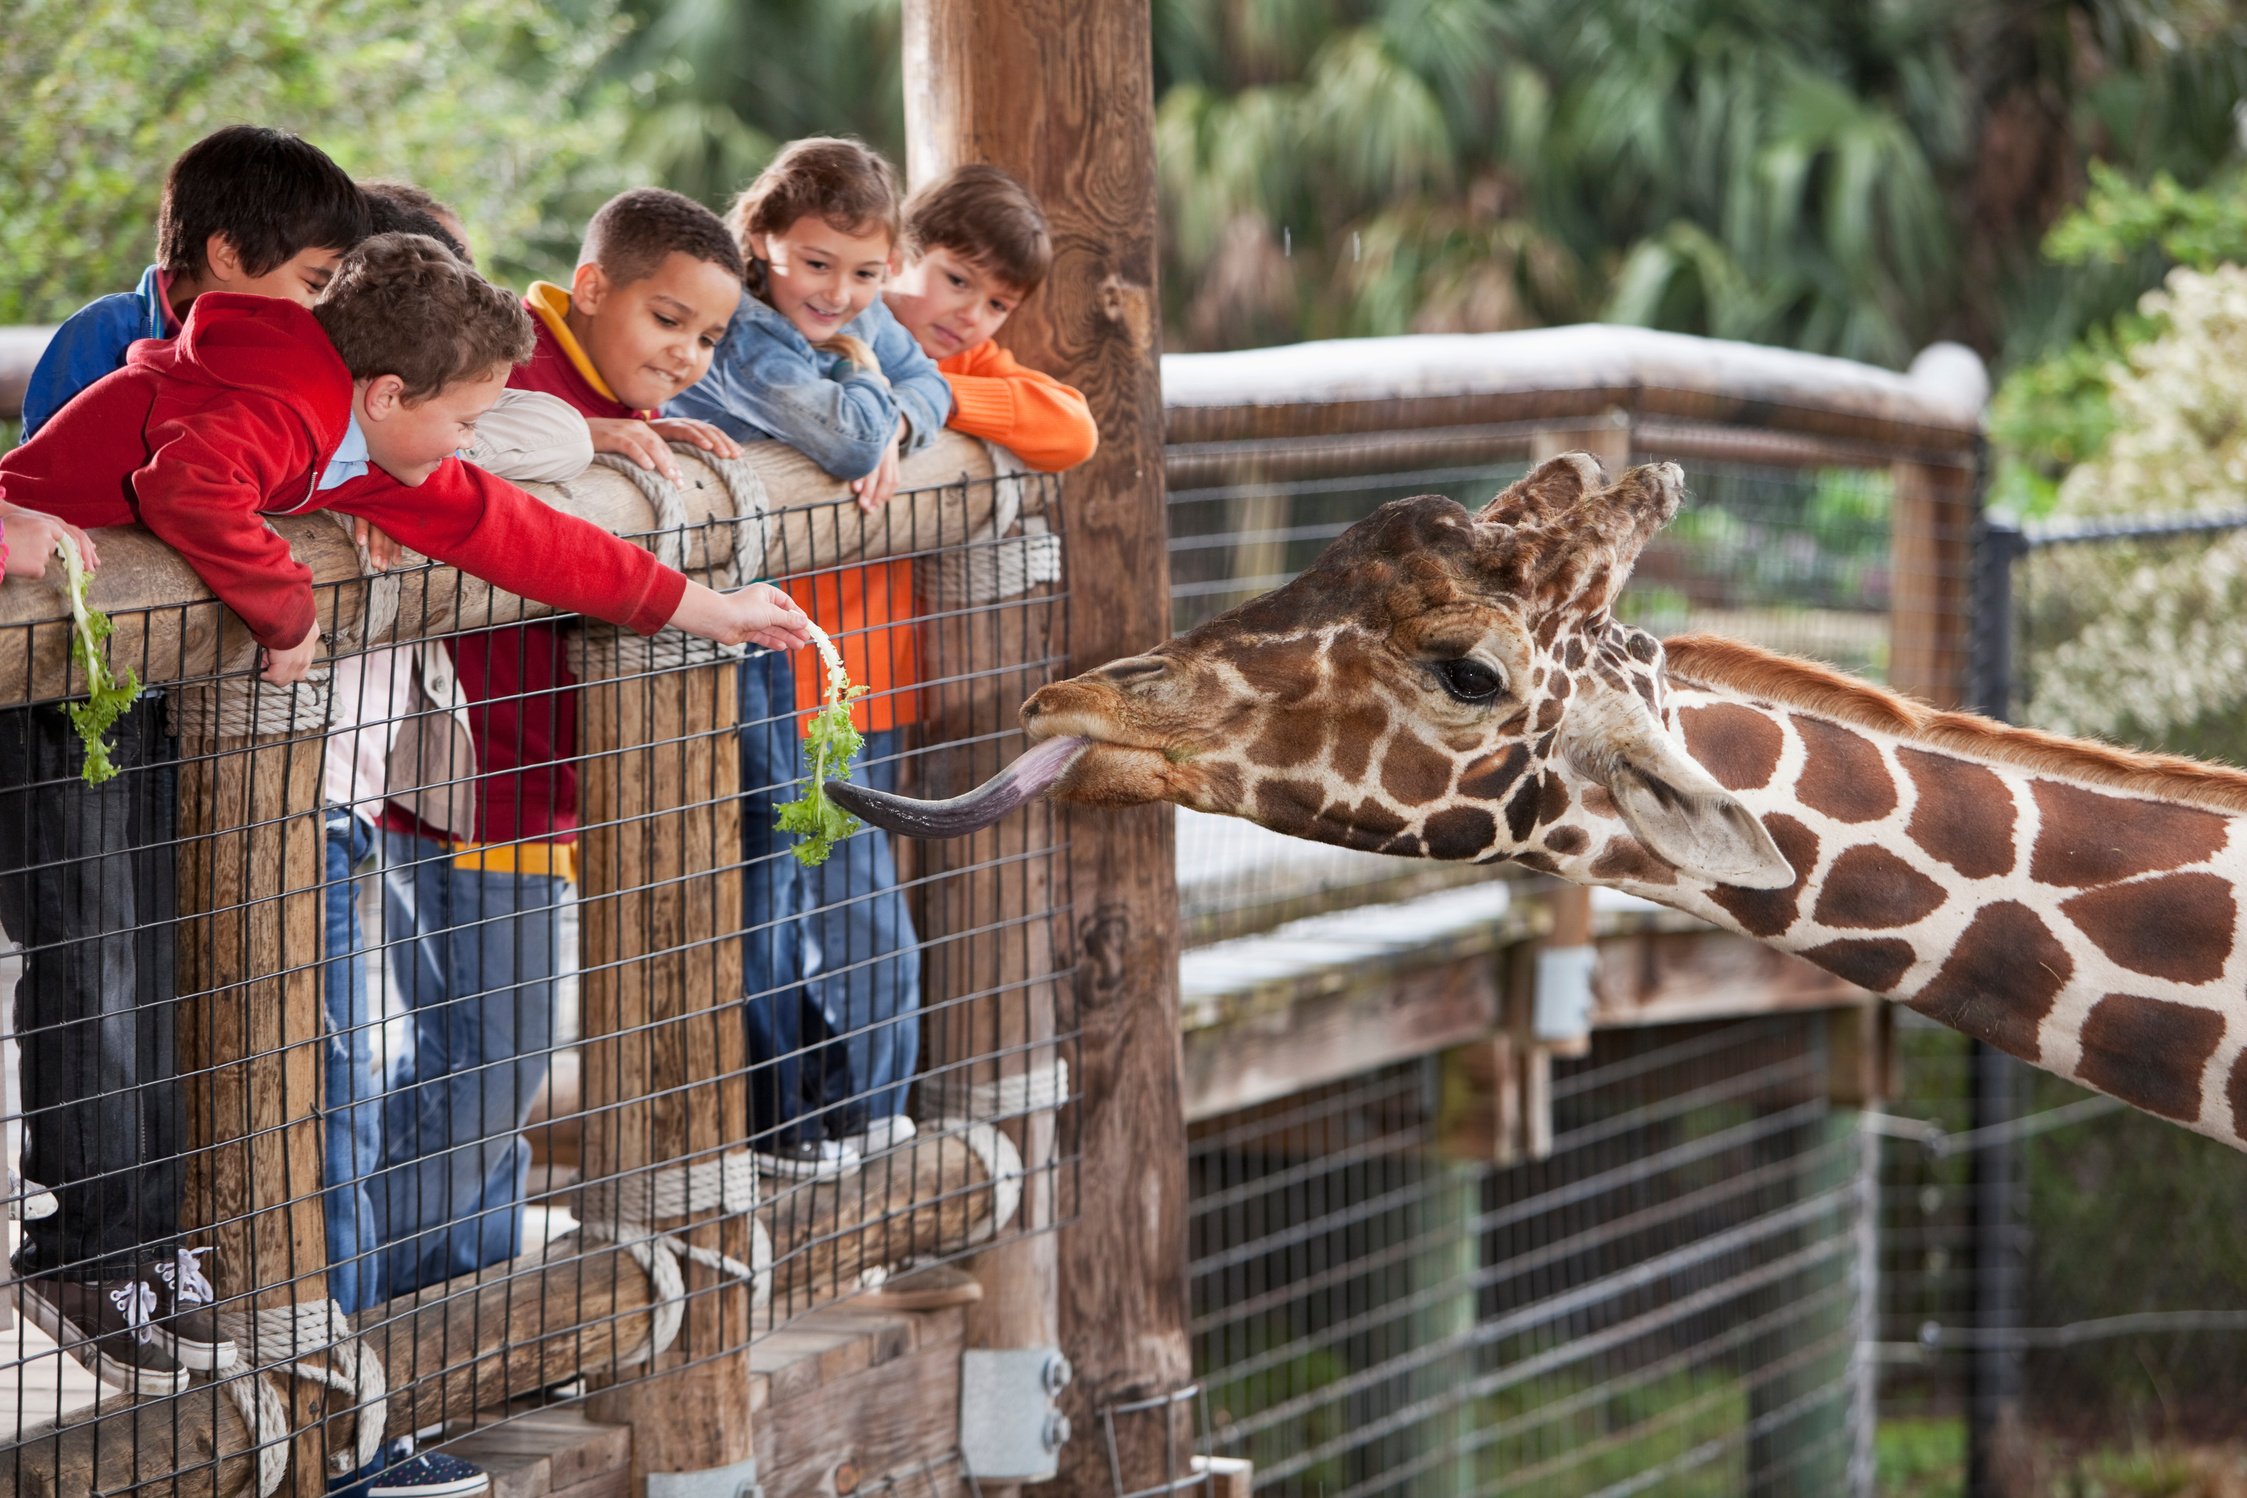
[938,341,1099,473]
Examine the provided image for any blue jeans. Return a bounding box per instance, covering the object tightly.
[373,829,562,1297]
[802,731,920,1128]
[320,814,384,1315]
[739,650,827,1148]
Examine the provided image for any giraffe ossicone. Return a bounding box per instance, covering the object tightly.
[833,453,2247,1150]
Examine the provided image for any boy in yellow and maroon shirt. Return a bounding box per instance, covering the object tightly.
[371,189,752,1297]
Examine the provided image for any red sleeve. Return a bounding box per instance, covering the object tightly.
[133,401,319,650]
[941,342,1100,472]
[327,460,687,634]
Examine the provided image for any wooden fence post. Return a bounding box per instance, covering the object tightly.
[903,2,1193,1491]
[575,627,757,1489]
[1888,457,1976,710]
[172,668,337,1496]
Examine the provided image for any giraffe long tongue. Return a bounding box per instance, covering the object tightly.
[823,735,1090,838]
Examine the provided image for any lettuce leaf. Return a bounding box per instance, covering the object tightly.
[773,622,865,866]
[57,535,141,785]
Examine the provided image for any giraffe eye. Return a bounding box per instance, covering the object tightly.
[1434,658,1505,703]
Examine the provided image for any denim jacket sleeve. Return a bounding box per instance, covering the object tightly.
[666,301,901,480]
[21,294,146,439]
[864,301,954,458]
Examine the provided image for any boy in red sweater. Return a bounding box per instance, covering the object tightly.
[0,235,807,1376]
[369,190,751,1296]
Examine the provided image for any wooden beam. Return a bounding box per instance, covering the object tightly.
[1889,456,1977,708]
[1585,927,1871,1028]
[751,1303,969,1497]
[1183,948,1499,1123]
[903,3,1190,1493]
[0,432,1009,704]
[15,1131,1019,1496]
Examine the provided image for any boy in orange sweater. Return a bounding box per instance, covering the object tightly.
[884,164,1098,471]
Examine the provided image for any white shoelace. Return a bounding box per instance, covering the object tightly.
[107,1281,158,1344]
[154,1245,217,1307]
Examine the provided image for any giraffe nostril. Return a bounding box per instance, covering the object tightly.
[1095,656,1171,690]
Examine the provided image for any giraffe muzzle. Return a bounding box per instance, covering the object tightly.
[823,734,1091,838]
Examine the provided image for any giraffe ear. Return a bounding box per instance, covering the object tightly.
[1605,755,1797,890]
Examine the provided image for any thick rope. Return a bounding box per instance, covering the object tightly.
[918,441,1062,607]
[920,1057,1070,1121]
[568,446,777,679]
[933,1120,1026,1246]
[576,1149,773,1370]
[216,1298,390,1492]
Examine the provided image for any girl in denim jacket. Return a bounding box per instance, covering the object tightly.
[669,137,950,1179]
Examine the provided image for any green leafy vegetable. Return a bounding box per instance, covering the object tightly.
[773,622,865,866]
[56,535,141,785]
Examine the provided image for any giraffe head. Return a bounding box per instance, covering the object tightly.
[839,453,1793,889]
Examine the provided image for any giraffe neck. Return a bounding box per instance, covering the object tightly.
[1546,646,2247,1149]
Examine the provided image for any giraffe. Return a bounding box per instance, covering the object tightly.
[833,453,2247,1150]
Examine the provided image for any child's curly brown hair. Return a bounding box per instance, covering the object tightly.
[313,233,534,401]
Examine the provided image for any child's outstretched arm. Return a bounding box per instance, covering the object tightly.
[0,505,103,580]
[667,579,812,652]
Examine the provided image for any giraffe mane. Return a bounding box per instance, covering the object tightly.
[1663,633,2247,816]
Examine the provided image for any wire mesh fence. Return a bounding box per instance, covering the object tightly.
[0,462,1078,1493]
[1190,1015,1872,1498]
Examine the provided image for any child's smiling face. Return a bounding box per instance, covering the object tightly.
[885,245,1021,360]
[751,216,897,343]
[569,250,743,412]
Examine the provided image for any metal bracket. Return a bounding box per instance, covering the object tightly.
[1532,943,1598,1044]
[646,1454,763,1498]
[960,1347,1073,1481]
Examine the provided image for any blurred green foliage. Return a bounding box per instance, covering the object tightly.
[0,0,643,322]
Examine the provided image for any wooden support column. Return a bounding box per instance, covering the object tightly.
[1888,457,1976,709]
[173,676,334,1496]
[904,3,1192,1492]
[575,635,756,1488]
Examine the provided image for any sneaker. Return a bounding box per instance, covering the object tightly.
[843,1115,918,1155]
[363,1450,490,1498]
[14,1273,188,1396]
[147,1246,238,1371]
[751,1138,861,1181]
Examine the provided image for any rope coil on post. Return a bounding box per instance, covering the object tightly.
[576,1149,774,1368]
[921,1058,1070,1120]
[216,1298,391,1493]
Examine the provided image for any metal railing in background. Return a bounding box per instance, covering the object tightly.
[0,435,1077,1496]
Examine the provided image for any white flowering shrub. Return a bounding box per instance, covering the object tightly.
[2021,263,2247,761]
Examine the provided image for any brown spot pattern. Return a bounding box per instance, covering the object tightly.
[1381,734,1452,806]
[1245,713,1324,771]
[1536,773,1571,826]
[1812,847,1946,930]
[1900,749,2016,879]
[1252,777,1326,831]
[1424,805,1499,860]
[1343,798,1409,838]
[1709,815,1817,937]
[1544,825,1589,856]
[1534,699,1565,732]
[2075,993,2225,1122]
[1505,778,1542,844]
[2061,873,2236,984]
[1581,785,1618,819]
[1679,703,1784,792]
[2029,781,2230,888]
[1460,745,1531,803]
[1803,939,1918,994]
[1589,836,1677,886]
[2230,1052,2247,1141]
[1793,717,1897,824]
[1909,901,2071,1063]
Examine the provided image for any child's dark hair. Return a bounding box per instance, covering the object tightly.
[727,137,903,293]
[156,126,368,282]
[582,188,744,287]
[906,165,1053,295]
[362,181,469,261]
[313,234,533,401]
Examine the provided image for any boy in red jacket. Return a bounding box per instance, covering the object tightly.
[0,234,807,1391]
